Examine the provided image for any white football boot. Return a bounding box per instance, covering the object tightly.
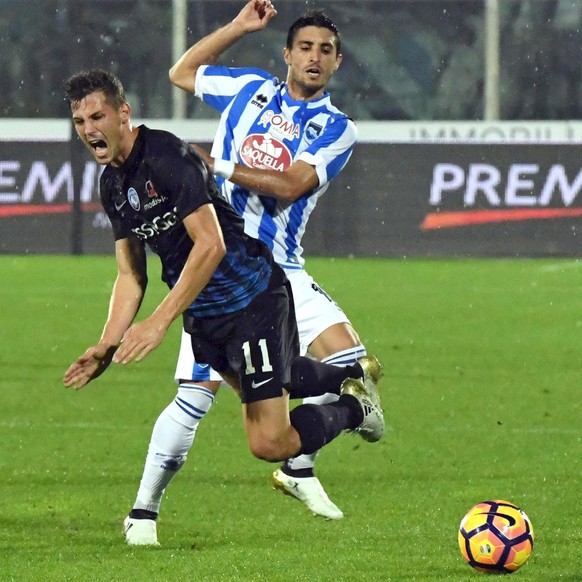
[123,516,160,546]
[272,469,344,520]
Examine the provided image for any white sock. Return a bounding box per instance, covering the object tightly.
[132,384,215,514]
[285,346,366,472]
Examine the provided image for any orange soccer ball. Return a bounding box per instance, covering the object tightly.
[458,500,534,574]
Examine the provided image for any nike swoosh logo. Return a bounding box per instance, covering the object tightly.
[115,200,127,211]
[251,378,273,389]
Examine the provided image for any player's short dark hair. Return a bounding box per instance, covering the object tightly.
[64,69,126,109]
[286,10,341,54]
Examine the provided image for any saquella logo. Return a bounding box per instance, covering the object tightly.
[422,162,582,230]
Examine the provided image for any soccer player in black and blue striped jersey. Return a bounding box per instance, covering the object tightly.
[125,2,380,538]
[62,69,384,545]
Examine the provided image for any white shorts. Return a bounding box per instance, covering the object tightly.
[174,268,351,382]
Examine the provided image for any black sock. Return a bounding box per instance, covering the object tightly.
[129,508,158,520]
[288,357,363,399]
[281,463,315,479]
[289,396,363,455]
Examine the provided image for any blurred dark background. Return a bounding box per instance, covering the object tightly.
[2,0,582,121]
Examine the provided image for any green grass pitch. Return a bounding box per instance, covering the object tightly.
[1,255,579,581]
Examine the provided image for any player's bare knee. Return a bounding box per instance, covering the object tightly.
[248,437,287,462]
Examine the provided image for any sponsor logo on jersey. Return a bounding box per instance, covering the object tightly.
[143,181,165,211]
[145,180,159,198]
[143,196,164,211]
[131,207,179,240]
[258,111,300,140]
[240,133,292,171]
[128,187,140,210]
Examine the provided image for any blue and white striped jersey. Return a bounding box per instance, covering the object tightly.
[195,65,357,270]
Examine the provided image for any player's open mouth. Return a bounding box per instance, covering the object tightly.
[89,139,108,157]
[306,67,321,78]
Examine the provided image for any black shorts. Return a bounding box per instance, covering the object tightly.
[182,266,300,404]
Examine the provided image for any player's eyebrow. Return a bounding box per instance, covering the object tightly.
[297,39,335,50]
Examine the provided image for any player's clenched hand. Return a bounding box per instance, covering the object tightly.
[63,344,117,390]
[113,318,167,364]
[234,0,277,33]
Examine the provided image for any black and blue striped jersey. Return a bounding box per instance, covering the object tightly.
[99,125,273,318]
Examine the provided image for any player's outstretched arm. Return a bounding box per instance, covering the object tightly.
[63,238,147,389]
[63,344,117,390]
[169,0,277,93]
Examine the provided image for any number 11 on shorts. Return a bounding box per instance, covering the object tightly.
[242,338,273,375]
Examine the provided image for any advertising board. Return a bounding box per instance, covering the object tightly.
[1,121,581,257]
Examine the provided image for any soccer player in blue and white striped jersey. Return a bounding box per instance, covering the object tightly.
[124,1,381,543]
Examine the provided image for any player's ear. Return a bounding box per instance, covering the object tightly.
[334,53,343,71]
[119,102,131,124]
[283,47,291,66]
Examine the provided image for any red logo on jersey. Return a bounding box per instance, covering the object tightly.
[145,180,159,198]
[240,133,292,171]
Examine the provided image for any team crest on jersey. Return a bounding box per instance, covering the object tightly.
[128,187,140,210]
[240,133,292,171]
[305,121,323,142]
[258,110,300,140]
